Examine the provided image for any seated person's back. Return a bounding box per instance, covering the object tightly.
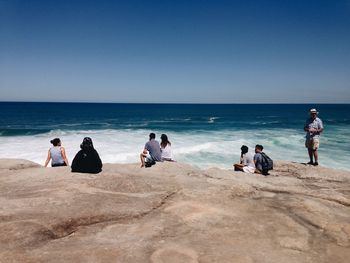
[145,136,162,161]
[160,134,174,161]
[71,137,102,174]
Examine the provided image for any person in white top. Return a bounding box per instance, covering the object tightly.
[160,134,175,161]
[233,145,255,173]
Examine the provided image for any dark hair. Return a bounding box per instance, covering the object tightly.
[149,133,156,140]
[50,138,61,146]
[255,144,264,151]
[160,134,171,148]
[80,137,94,151]
[240,145,248,154]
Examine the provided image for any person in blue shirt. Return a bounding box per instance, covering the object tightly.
[140,133,162,168]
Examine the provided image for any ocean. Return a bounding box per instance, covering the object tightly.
[0,102,349,170]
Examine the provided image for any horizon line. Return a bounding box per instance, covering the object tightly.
[0,100,349,105]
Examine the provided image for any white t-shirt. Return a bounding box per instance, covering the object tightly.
[161,144,173,160]
[241,153,255,168]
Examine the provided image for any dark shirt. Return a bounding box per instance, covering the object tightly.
[71,149,102,174]
[144,139,162,161]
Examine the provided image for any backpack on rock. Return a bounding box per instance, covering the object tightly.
[260,152,273,175]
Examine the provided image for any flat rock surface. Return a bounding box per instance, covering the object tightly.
[0,159,349,263]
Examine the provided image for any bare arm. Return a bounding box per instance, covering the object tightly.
[308,127,323,133]
[61,147,69,166]
[44,150,51,167]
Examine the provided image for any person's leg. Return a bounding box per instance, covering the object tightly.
[312,139,319,165]
[140,153,146,167]
[313,149,318,165]
[307,148,314,164]
[243,166,255,174]
[305,139,313,164]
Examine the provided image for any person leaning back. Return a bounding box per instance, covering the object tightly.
[304,108,324,166]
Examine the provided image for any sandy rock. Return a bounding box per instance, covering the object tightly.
[0,159,349,262]
[0,158,41,170]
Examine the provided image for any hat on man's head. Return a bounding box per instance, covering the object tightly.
[310,108,318,114]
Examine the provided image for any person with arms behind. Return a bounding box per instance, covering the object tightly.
[140,133,162,167]
[44,138,69,167]
[304,108,324,166]
[160,134,175,162]
[71,137,102,174]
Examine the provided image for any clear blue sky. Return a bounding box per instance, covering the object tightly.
[1,0,349,103]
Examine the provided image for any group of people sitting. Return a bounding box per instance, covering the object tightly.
[44,137,102,174]
[233,144,273,175]
[44,133,272,175]
[140,133,174,167]
[44,132,174,173]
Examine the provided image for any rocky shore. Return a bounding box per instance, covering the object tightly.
[0,159,349,263]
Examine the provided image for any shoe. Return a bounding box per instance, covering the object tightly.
[307,161,314,165]
[313,162,318,166]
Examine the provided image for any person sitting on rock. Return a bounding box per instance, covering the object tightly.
[160,134,175,162]
[233,145,255,173]
[71,137,102,174]
[44,138,69,167]
[253,144,264,174]
[140,133,162,168]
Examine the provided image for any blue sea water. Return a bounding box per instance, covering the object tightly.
[0,102,349,170]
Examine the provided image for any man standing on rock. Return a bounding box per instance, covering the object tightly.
[304,108,324,166]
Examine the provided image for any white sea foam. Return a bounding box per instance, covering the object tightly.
[208,117,219,123]
[0,128,349,170]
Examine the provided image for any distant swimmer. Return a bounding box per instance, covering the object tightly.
[304,108,324,166]
[44,138,69,167]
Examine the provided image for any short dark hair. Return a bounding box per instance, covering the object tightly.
[50,138,61,146]
[255,144,263,151]
[149,133,156,139]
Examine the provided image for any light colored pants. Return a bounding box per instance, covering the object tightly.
[243,166,256,174]
[305,138,320,150]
